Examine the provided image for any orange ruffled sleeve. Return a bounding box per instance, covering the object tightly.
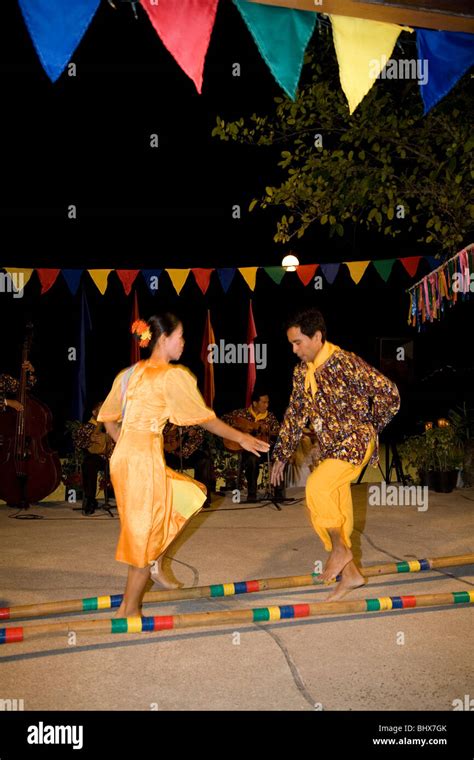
[164,366,216,426]
[97,368,130,423]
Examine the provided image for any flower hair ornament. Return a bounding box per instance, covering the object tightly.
[131,319,152,348]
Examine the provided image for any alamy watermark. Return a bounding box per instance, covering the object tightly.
[0,271,24,298]
[369,55,429,85]
[206,340,267,370]
[368,483,428,512]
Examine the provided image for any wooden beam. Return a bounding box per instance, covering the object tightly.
[248,0,474,33]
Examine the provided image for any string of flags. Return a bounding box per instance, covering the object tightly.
[1,254,452,296]
[17,0,474,114]
[407,244,474,330]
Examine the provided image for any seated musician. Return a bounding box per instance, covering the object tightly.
[163,423,213,509]
[223,391,280,503]
[0,361,36,412]
[73,402,115,515]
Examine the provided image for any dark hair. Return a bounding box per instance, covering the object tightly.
[251,389,269,404]
[147,313,181,352]
[286,308,326,342]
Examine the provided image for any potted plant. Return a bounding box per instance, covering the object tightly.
[399,422,463,493]
[449,404,474,487]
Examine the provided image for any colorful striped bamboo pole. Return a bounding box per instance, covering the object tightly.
[0,553,472,622]
[1,589,473,645]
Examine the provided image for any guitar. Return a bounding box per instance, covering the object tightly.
[223,416,274,453]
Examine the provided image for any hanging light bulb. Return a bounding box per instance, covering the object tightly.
[282,254,299,272]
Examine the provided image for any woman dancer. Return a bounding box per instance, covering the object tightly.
[98,313,269,617]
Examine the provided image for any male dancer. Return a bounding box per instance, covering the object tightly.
[271,309,399,600]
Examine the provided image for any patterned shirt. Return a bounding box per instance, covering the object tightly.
[0,372,36,410]
[163,422,205,459]
[272,348,400,467]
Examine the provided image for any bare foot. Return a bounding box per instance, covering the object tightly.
[150,561,180,590]
[325,561,366,601]
[113,602,142,618]
[319,544,353,582]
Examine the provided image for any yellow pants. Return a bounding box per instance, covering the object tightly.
[305,440,374,552]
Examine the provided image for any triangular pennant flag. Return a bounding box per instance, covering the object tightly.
[426,256,440,271]
[233,0,316,100]
[4,268,34,293]
[296,264,318,286]
[263,266,286,285]
[217,268,236,293]
[37,268,60,294]
[417,30,474,114]
[141,0,219,94]
[400,256,422,278]
[346,261,370,285]
[116,270,140,296]
[373,259,396,282]
[167,269,190,295]
[88,269,112,295]
[320,263,340,285]
[192,268,214,295]
[246,301,258,408]
[239,267,258,291]
[18,0,101,82]
[62,269,83,296]
[142,269,162,295]
[331,15,410,114]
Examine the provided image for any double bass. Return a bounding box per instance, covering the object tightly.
[0,324,62,508]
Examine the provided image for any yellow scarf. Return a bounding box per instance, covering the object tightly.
[304,341,340,397]
[249,406,268,422]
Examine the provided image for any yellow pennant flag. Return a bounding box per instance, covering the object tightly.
[239,267,258,291]
[330,15,412,114]
[346,261,370,285]
[88,269,112,295]
[4,267,34,293]
[167,269,190,295]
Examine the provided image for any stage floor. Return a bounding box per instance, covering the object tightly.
[1,485,473,711]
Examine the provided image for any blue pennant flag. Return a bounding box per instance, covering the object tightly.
[416,29,474,114]
[320,263,340,285]
[71,287,92,422]
[62,269,83,296]
[217,268,236,293]
[233,0,316,100]
[142,269,162,295]
[18,0,101,82]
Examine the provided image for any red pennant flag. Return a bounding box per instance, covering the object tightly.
[117,270,140,296]
[200,310,215,407]
[37,269,60,294]
[192,268,214,295]
[246,301,258,408]
[296,264,318,286]
[130,290,141,365]
[400,257,422,278]
[141,0,219,93]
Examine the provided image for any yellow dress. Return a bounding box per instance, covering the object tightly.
[97,359,216,568]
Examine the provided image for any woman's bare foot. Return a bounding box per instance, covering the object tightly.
[325,560,366,601]
[150,558,180,589]
[114,602,142,618]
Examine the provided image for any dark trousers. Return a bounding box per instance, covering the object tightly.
[81,453,105,501]
[241,450,285,499]
[166,450,213,505]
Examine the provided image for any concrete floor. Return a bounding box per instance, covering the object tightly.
[0,485,473,711]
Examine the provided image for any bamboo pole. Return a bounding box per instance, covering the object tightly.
[1,553,473,622]
[1,589,473,645]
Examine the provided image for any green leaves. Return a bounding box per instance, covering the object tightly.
[210,36,473,254]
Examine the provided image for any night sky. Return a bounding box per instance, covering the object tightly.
[0,0,473,454]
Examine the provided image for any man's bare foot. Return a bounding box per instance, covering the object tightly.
[319,544,353,582]
[325,560,366,601]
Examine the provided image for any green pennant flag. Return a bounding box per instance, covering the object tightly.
[373,259,396,282]
[264,266,286,285]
